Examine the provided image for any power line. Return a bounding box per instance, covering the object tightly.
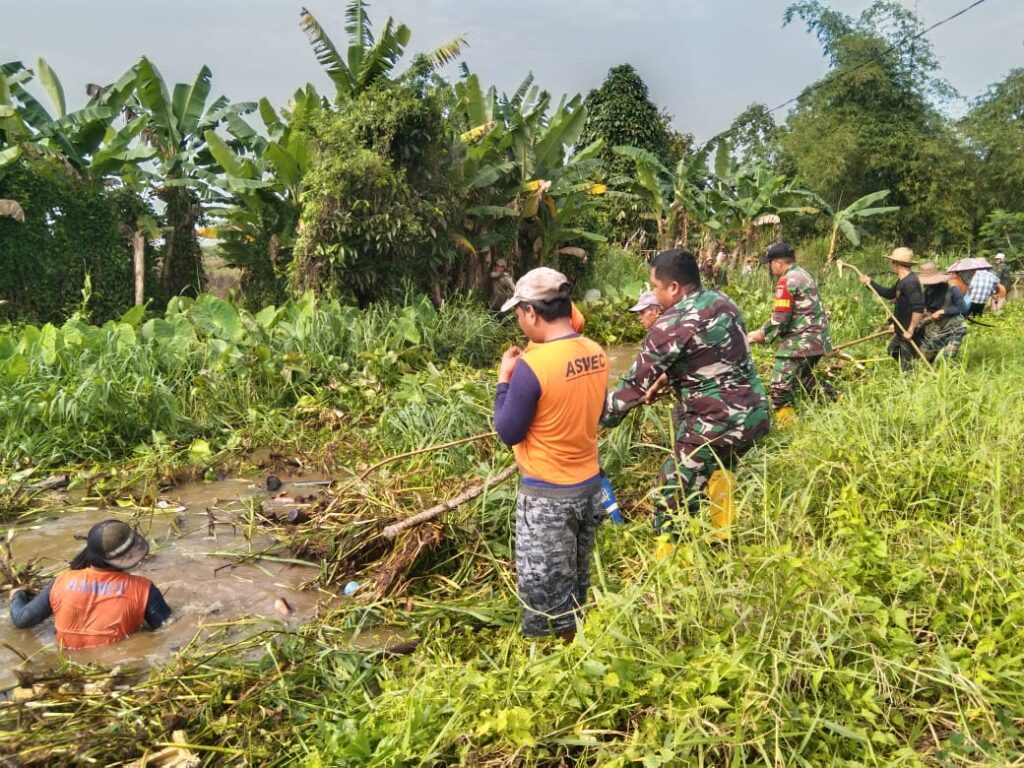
[698,0,992,150]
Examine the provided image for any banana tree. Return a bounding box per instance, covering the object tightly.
[612,142,714,250]
[706,143,820,258]
[201,89,318,304]
[128,57,257,299]
[451,72,606,276]
[299,0,465,102]
[820,189,900,263]
[0,59,141,179]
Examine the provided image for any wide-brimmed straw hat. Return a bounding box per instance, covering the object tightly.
[887,247,916,265]
[916,262,949,286]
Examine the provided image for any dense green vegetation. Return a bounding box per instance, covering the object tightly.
[3,0,1024,765]
[4,0,1023,324]
[3,269,1022,765]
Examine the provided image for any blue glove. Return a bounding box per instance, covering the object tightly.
[599,474,623,524]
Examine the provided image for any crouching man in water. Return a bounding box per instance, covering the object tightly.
[494,268,608,641]
[9,520,171,650]
[602,249,770,556]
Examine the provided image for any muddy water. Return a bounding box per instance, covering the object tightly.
[606,344,639,379]
[0,475,332,691]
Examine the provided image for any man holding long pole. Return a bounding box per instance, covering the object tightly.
[859,247,925,372]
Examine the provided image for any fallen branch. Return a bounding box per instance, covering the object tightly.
[358,431,497,481]
[382,464,518,541]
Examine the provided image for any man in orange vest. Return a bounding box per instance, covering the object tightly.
[9,520,171,650]
[494,268,608,641]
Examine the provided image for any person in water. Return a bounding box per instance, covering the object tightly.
[9,519,171,650]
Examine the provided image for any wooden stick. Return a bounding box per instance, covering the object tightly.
[382,464,518,540]
[358,431,497,480]
[837,260,934,370]
[827,328,891,355]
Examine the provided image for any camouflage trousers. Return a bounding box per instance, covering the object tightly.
[769,355,835,409]
[653,406,770,531]
[922,317,966,361]
[515,481,603,637]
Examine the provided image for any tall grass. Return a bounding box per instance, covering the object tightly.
[4,302,1023,764]
[0,293,511,470]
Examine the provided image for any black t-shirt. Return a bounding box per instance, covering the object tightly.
[870,273,925,329]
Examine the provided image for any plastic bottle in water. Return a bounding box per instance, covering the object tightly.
[600,474,624,524]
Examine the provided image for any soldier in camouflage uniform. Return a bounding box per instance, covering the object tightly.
[602,249,770,547]
[746,243,834,419]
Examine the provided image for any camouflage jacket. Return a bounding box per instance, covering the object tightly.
[760,264,831,358]
[602,288,769,432]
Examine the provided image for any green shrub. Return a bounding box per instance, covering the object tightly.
[0,163,154,324]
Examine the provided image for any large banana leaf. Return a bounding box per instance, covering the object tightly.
[345,0,372,75]
[134,58,181,149]
[613,145,670,176]
[300,7,355,96]
[838,218,860,246]
[842,189,892,214]
[266,141,303,189]
[422,37,466,70]
[35,58,65,119]
[204,130,245,177]
[355,18,411,91]
[175,66,213,138]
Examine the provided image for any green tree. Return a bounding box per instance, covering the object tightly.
[961,69,1024,217]
[726,103,783,169]
[578,64,672,177]
[291,83,456,306]
[978,209,1024,265]
[779,1,972,247]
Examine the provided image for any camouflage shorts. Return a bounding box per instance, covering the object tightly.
[515,481,603,637]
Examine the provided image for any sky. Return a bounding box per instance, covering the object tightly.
[1,0,1021,141]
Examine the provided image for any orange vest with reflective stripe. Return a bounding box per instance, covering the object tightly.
[513,336,607,485]
[49,567,151,650]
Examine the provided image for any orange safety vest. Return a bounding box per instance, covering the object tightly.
[513,336,607,485]
[49,567,151,650]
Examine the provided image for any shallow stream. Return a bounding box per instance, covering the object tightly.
[606,343,639,379]
[1,474,332,691]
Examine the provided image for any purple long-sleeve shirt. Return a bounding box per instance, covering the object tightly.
[494,361,541,446]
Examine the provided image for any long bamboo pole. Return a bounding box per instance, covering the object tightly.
[827,328,891,355]
[358,431,497,481]
[836,260,934,370]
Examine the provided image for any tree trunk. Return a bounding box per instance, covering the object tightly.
[132,229,146,305]
[159,188,204,300]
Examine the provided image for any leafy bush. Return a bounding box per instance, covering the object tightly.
[0,163,154,324]
[0,293,509,468]
[291,84,457,306]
